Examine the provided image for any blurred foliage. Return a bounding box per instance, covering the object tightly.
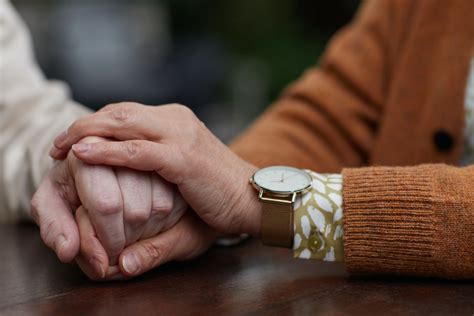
[14,0,359,138]
[163,0,358,101]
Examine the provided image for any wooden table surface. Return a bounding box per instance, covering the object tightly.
[1,224,473,316]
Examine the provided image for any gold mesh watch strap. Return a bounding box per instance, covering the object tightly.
[260,191,294,248]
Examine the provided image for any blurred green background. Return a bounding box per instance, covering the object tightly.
[14,0,359,140]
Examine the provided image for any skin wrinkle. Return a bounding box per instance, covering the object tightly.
[3,1,198,281]
[10,0,473,280]
[34,136,187,279]
[55,104,262,263]
[117,168,152,245]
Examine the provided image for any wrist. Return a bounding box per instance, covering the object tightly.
[236,164,262,237]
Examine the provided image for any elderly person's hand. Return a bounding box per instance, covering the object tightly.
[76,205,218,278]
[50,103,262,242]
[32,136,186,280]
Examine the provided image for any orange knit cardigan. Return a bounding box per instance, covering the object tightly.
[231,0,474,278]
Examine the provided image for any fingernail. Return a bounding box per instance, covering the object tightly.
[56,234,68,256]
[72,143,90,154]
[49,146,61,158]
[90,257,106,279]
[54,130,68,146]
[122,253,139,275]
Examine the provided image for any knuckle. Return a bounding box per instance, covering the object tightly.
[124,209,150,227]
[151,196,173,217]
[95,196,122,216]
[111,106,134,124]
[124,141,142,160]
[99,102,121,112]
[119,101,141,107]
[140,241,170,266]
[169,103,185,109]
[151,202,173,217]
[172,103,195,117]
[99,104,113,112]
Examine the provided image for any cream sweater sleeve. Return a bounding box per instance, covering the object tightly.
[0,0,91,222]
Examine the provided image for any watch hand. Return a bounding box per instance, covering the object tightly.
[283,173,298,181]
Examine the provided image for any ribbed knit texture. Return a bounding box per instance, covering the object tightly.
[343,165,474,278]
[342,166,436,276]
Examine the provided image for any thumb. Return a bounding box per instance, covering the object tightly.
[31,176,80,263]
[118,213,217,277]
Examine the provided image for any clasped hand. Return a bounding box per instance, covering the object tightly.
[32,103,261,280]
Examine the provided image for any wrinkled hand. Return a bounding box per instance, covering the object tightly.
[32,136,187,279]
[50,103,262,237]
[75,206,218,279]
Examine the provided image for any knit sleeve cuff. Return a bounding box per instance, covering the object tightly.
[342,165,439,276]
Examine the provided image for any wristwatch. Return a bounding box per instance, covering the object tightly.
[250,166,312,248]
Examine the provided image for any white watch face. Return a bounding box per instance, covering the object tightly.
[252,166,312,194]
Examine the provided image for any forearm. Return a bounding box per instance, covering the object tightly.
[0,0,91,222]
[0,99,89,223]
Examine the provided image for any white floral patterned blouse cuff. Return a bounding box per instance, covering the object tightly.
[293,171,344,262]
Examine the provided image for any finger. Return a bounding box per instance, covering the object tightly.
[161,191,188,231]
[49,135,114,161]
[70,137,127,263]
[71,140,179,182]
[31,177,80,263]
[49,145,68,160]
[142,175,188,239]
[75,255,125,281]
[74,162,125,264]
[97,103,122,113]
[49,111,114,160]
[119,213,217,277]
[75,206,108,279]
[51,103,157,155]
[141,173,175,239]
[116,168,152,245]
